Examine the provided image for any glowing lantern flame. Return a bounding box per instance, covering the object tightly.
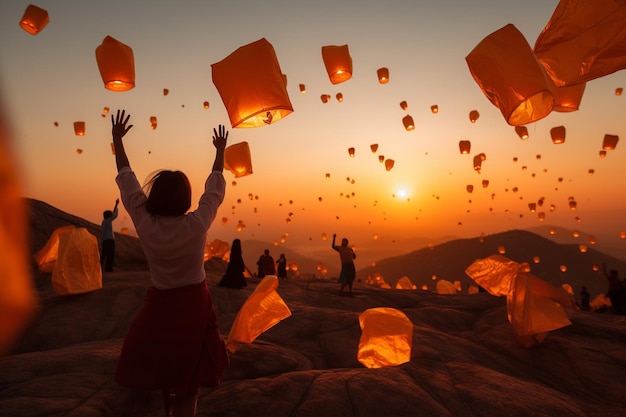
[599,150,607,158]
[203,101,210,109]
[211,38,293,128]
[515,126,529,140]
[95,36,135,92]
[550,126,566,144]
[336,93,344,102]
[459,140,471,154]
[378,155,384,163]
[431,105,439,113]
[602,134,619,150]
[616,88,623,96]
[469,110,480,123]
[528,203,537,212]
[498,245,506,254]
[402,115,414,131]
[73,122,85,136]
[224,141,253,178]
[321,44,352,84]
[384,159,395,171]
[377,67,389,84]
[19,4,49,35]
[348,147,355,157]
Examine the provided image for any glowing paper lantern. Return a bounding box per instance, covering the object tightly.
[163,88,169,96]
[224,141,253,178]
[466,24,554,126]
[73,121,85,136]
[473,154,483,172]
[212,38,293,128]
[226,275,291,353]
[436,280,456,294]
[378,155,384,163]
[431,105,439,113]
[76,149,83,155]
[149,116,157,130]
[321,44,352,84]
[469,110,480,123]
[377,67,389,84]
[399,101,408,110]
[95,36,135,92]
[299,84,306,93]
[482,179,489,188]
[320,94,331,103]
[551,82,586,112]
[370,144,378,153]
[357,307,413,368]
[515,126,529,140]
[395,276,415,290]
[550,126,566,144]
[348,147,355,157]
[19,4,49,35]
[616,87,623,96]
[384,159,395,171]
[52,228,102,295]
[466,184,474,193]
[602,134,619,150]
[465,254,518,297]
[599,150,607,158]
[534,0,626,87]
[402,115,414,131]
[336,93,344,102]
[497,245,506,254]
[203,101,210,109]
[459,140,471,154]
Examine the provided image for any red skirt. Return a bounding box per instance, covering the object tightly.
[115,282,229,396]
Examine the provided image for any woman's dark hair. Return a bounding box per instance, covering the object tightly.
[103,210,113,219]
[143,170,191,216]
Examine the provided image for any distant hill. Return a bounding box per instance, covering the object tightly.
[357,229,626,300]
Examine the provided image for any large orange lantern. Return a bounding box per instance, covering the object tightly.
[321,44,352,84]
[377,67,389,84]
[550,126,566,144]
[402,115,414,131]
[95,36,135,92]
[602,134,619,150]
[212,38,293,128]
[466,24,554,126]
[19,4,49,35]
[73,121,85,136]
[551,82,586,112]
[224,141,253,178]
[534,0,626,87]
[357,307,413,368]
[459,140,471,154]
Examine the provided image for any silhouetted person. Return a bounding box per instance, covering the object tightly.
[579,286,590,311]
[332,233,356,296]
[219,239,247,289]
[256,249,275,278]
[110,110,229,417]
[276,253,287,280]
[101,198,119,272]
[603,262,625,315]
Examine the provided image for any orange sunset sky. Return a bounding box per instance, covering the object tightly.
[1,0,625,257]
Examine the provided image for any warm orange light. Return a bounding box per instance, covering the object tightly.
[528,203,536,212]
[320,94,331,103]
[579,245,588,253]
[203,101,210,109]
[599,150,607,158]
[469,110,480,123]
[348,147,355,157]
[95,36,135,92]
[299,84,306,93]
[399,100,408,110]
[149,116,157,130]
[321,44,352,84]
[402,115,414,131]
[377,67,389,84]
[431,105,439,113]
[560,265,567,272]
[515,126,529,140]
[19,4,49,35]
[73,121,85,136]
[602,134,619,150]
[568,200,577,210]
[384,159,395,171]
[497,245,506,254]
[378,155,384,163]
[211,38,293,128]
[336,93,344,102]
[459,140,471,154]
[224,141,253,178]
[550,126,566,144]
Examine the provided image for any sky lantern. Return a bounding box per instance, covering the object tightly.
[550,126,566,144]
[378,155,384,163]
[370,143,378,153]
[482,179,489,188]
[533,0,626,87]
[149,116,157,130]
[497,245,506,254]
[528,203,537,212]
[533,256,540,263]
[473,154,483,172]
[537,212,546,221]
[588,235,596,245]
[458,140,471,154]
[616,87,623,96]
[515,126,529,140]
[431,105,439,114]
[602,134,619,150]
[588,169,594,175]
[402,115,414,131]
[466,184,474,193]
[163,88,169,96]
[560,265,567,272]
[568,200,577,210]
[95,35,135,92]
[579,245,588,253]
[76,149,83,155]
[357,307,413,368]
[212,38,293,128]
[399,100,408,110]
[336,93,344,102]
[73,121,85,136]
[599,150,607,158]
[376,67,389,84]
[224,141,253,178]
[320,94,331,103]
[299,84,306,93]
[551,82,586,112]
[19,4,49,35]
[321,44,352,84]
[466,24,554,126]
[469,110,480,123]
[384,159,395,171]
[348,147,355,157]
[203,101,210,109]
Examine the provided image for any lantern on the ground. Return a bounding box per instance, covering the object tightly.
[321,44,352,84]
[224,141,253,178]
[357,307,413,368]
[377,67,389,84]
[95,36,135,92]
[550,126,566,144]
[602,134,619,150]
[212,38,293,128]
[73,121,85,136]
[459,140,471,154]
[466,24,554,126]
[19,4,49,35]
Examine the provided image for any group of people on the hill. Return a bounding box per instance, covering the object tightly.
[104,109,357,417]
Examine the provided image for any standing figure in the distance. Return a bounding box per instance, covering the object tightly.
[219,238,248,289]
[256,249,275,278]
[276,253,287,280]
[100,198,119,272]
[332,234,356,296]
[110,109,230,417]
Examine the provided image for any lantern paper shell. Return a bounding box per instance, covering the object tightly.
[212,38,293,128]
[431,105,439,113]
[370,143,378,153]
[357,307,413,369]
[550,126,566,144]
[321,44,353,85]
[19,4,49,35]
[320,94,331,103]
[551,82,586,112]
[377,67,389,84]
[384,159,395,171]
[203,101,210,109]
[224,141,253,178]
[459,140,471,154]
[299,84,306,93]
[515,126,529,140]
[95,36,135,92]
[348,147,355,157]
[226,275,291,353]
[602,134,619,150]
[336,93,344,102]
[73,121,85,136]
[466,24,554,126]
[402,115,414,131]
[52,228,102,295]
[616,88,623,96]
[400,100,408,110]
[469,110,480,123]
[534,0,626,87]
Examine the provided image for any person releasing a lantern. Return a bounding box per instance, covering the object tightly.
[332,234,357,296]
[110,109,230,417]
